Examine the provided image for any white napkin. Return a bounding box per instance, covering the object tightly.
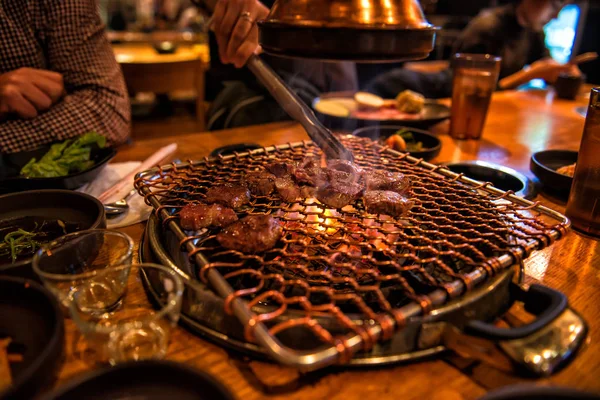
[77,162,152,229]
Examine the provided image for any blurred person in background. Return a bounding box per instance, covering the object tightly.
[365,0,580,99]
[0,0,130,154]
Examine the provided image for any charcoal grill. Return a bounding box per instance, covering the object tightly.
[135,135,586,376]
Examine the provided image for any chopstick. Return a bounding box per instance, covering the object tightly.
[571,52,598,65]
[97,143,178,203]
[499,52,598,89]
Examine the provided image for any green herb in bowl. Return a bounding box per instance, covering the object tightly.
[20,132,106,178]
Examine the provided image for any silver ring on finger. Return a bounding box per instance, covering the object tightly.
[239,11,254,23]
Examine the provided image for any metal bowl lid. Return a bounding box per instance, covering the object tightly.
[261,0,435,30]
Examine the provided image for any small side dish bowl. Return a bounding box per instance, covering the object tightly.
[353,125,442,161]
[530,150,578,195]
[0,190,106,279]
[0,277,64,400]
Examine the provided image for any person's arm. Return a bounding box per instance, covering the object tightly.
[210,0,270,68]
[0,0,130,154]
[498,59,579,89]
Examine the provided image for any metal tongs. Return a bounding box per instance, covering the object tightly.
[247,56,354,161]
[193,0,353,161]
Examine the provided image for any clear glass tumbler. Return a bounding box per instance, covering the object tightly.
[68,263,184,365]
[449,54,502,140]
[566,87,600,237]
[32,229,134,309]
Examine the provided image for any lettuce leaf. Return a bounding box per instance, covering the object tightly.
[20,132,107,178]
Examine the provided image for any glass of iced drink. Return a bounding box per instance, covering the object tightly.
[449,54,501,140]
[566,87,600,237]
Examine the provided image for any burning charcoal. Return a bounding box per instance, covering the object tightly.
[267,161,297,178]
[245,170,276,196]
[275,177,302,202]
[316,169,365,209]
[363,190,413,217]
[179,203,238,230]
[364,170,411,194]
[217,215,282,253]
[204,183,250,209]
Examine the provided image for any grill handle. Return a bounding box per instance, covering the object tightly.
[465,284,567,340]
[444,283,587,377]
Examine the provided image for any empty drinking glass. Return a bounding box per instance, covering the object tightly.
[68,263,183,365]
[32,229,134,310]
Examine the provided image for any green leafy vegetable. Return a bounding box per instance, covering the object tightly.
[20,132,106,178]
[0,228,43,263]
[394,128,424,152]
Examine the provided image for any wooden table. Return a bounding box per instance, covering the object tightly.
[56,89,599,399]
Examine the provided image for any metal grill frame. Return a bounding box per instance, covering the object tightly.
[134,138,569,371]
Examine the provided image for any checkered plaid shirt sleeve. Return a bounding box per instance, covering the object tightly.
[0,0,131,153]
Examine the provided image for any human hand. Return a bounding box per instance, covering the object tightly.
[0,68,64,119]
[527,58,580,83]
[211,0,269,68]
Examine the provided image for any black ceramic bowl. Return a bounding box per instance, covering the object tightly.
[0,145,116,193]
[0,277,64,400]
[0,190,106,279]
[554,73,586,100]
[444,160,535,199]
[530,150,577,196]
[210,143,262,157]
[39,360,235,400]
[353,125,442,161]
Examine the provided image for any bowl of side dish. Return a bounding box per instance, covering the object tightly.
[0,277,64,400]
[313,91,451,131]
[0,190,106,279]
[0,132,115,193]
[352,125,442,161]
[530,150,578,195]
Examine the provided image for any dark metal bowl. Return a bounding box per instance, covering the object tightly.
[444,161,535,199]
[38,360,234,400]
[0,190,106,279]
[0,277,64,400]
[0,146,116,193]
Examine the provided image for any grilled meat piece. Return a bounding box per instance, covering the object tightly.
[363,190,413,217]
[316,169,365,209]
[267,162,297,178]
[245,170,276,196]
[364,170,411,194]
[294,158,326,187]
[327,159,363,176]
[275,177,302,202]
[217,215,282,253]
[179,203,238,230]
[204,183,250,209]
